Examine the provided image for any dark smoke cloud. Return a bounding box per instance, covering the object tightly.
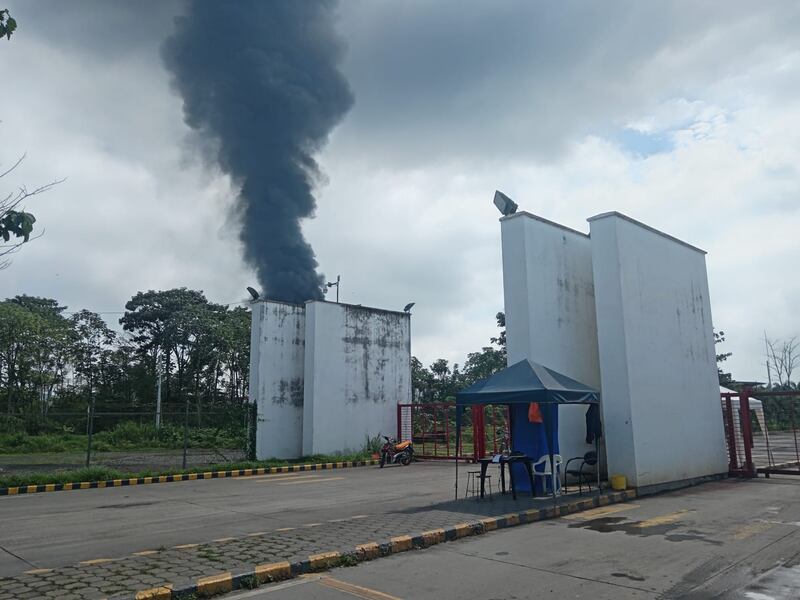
[162,0,353,303]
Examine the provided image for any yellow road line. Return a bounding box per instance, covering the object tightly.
[173,543,199,550]
[734,521,774,540]
[318,576,404,600]
[257,474,321,483]
[133,550,160,556]
[562,503,640,520]
[23,568,52,575]
[350,514,370,520]
[79,558,115,565]
[277,476,345,485]
[276,527,295,532]
[237,473,308,481]
[633,510,691,528]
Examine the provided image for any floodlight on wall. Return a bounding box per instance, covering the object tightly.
[493,190,518,216]
[403,302,415,313]
[246,287,260,301]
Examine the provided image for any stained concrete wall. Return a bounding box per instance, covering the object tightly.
[589,212,728,489]
[249,301,306,459]
[303,301,411,456]
[500,212,603,465]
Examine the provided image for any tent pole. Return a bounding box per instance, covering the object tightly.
[454,412,459,500]
[595,424,601,498]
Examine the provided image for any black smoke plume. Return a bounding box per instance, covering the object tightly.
[162,1,353,303]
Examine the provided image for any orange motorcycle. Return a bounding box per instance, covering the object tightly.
[379,436,414,467]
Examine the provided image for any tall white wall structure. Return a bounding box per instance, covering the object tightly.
[588,212,728,490]
[249,301,306,459]
[249,300,410,459]
[501,212,602,465]
[303,302,411,456]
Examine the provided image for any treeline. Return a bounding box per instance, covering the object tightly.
[411,312,507,403]
[0,289,250,432]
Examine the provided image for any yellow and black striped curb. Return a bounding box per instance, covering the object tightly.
[0,460,379,497]
[121,489,637,600]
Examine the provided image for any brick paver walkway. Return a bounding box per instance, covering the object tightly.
[0,491,627,599]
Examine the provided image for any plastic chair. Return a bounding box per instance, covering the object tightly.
[532,454,562,496]
[564,451,598,494]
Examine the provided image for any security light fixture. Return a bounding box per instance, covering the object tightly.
[246,287,260,301]
[325,275,341,302]
[403,302,415,313]
[493,190,518,216]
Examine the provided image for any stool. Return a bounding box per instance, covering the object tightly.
[465,471,493,499]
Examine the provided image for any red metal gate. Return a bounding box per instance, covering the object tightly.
[397,402,509,461]
[721,388,800,477]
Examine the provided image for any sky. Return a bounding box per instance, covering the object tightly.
[2,1,799,382]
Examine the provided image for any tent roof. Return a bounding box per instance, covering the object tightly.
[720,385,763,409]
[456,358,599,405]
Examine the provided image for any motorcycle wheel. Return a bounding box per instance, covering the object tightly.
[379,453,386,468]
[400,452,412,466]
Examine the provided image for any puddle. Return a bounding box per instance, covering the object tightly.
[568,516,722,545]
[743,564,800,599]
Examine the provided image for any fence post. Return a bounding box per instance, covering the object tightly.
[182,396,189,470]
[723,396,738,473]
[85,387,95,468]
[740,388,756,477]
[397,404,402,441]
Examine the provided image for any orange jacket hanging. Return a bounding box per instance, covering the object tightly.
[528,402,543,423]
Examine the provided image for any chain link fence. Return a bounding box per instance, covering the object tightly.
[0,403,257,478]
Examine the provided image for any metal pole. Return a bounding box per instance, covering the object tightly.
[85,380,94,468]
[155,370,162,430]
[182,395,189,470]
[336,275,340,303]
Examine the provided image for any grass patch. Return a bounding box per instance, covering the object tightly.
[0,452,372,489]
[0,422,243,454]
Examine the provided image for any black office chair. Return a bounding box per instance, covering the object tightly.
[564,451,598,494]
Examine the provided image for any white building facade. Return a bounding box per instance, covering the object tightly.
[500,209,727,492]
[249,300,411,459]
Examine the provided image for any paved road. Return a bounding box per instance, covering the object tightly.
[222,476,800,600]
[0,462,455,576]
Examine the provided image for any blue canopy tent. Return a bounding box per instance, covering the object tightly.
[455,358,600,502]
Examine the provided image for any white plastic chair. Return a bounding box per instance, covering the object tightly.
[532,454,563,496]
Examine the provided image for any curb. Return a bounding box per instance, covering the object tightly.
[123,489,637,599]
[0,460,379,498]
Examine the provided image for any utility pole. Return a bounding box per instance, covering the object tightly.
[155,366,162,429]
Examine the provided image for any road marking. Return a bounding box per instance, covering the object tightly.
[257,474,321,483]
[246,531,269,537]
[79,558,115,565]
[276,527,295,532]
[173,543,199,550]
[277,477,345,485]
[213,537,236,543]
[238,473,310,482]
[304,523,323,527]
[23,568,52,575]
[350,514,370,519]
[633,510,691,528]
[562,503,640,520]
[318,576,404,600]
[734,521,774,540]
[133,550,160,556]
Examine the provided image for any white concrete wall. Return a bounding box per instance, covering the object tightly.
[589,212,728,489]
[303,301,411,456]
[249,301,306,459]
[500,212,603,465]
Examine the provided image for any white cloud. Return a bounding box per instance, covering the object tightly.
[2,0,799,383]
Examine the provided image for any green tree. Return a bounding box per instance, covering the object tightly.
[1,155,61,269]
[0,8,16,40]
[715,329,732,386]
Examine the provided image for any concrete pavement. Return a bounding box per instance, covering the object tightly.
[0,462,453,576]
[220,476,800,600]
